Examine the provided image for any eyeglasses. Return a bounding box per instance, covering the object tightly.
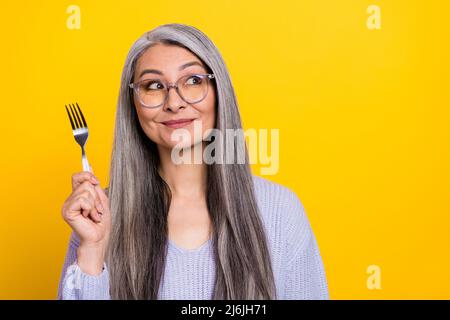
[129,73,215,108]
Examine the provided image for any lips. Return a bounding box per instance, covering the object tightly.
[161,118,195,129]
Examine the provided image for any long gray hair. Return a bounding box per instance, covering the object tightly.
[106,23,276,299]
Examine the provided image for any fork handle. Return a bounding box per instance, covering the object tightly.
[82,154,92,173]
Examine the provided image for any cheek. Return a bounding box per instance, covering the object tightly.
[135,106,160,138]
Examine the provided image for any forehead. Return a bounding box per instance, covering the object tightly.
[135,43,206,73]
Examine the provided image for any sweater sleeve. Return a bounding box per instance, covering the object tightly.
[57,231,111,300]
[282,190,329,300]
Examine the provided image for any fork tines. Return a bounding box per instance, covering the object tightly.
[65,102,88,130]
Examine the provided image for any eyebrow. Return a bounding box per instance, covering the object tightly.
[138,61,206,78]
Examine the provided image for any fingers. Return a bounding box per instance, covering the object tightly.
[72,171,100,191]
[74,192,102,223]
[63,193,96,222]
[74,181,104,210]
[66,171,109,226]
[71,182,103,223]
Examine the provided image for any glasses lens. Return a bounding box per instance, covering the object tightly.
[138,79,166,107]
[179,74,208,103]
[135,74,210,107]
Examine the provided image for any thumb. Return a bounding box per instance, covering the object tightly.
[94,184,109,209]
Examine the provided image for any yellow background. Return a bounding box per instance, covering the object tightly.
[0,0,449,299]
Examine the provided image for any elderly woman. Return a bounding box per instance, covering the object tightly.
[58,23,328,300]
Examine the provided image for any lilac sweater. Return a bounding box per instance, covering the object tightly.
[57,175,329,299]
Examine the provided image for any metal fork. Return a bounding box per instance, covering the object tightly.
[65,102,92,173]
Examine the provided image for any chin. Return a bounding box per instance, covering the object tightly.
[171,140,198,150]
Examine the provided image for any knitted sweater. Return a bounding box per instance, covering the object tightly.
[57,175,329,300]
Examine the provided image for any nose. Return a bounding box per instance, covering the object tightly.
[163,84,186,112]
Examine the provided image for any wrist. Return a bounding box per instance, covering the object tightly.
[77,242,107,276]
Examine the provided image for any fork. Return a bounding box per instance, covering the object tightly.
[65,102,93,173]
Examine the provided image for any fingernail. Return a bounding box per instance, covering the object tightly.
[91,176,99,184]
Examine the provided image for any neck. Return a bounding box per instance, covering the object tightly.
[157,143,207,199]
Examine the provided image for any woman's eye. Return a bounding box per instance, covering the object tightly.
[145,81,164,90]
[186,76,202,85]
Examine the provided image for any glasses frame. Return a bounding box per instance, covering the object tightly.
[129,73,215,108]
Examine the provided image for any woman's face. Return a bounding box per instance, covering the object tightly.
[132,43,216,150]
